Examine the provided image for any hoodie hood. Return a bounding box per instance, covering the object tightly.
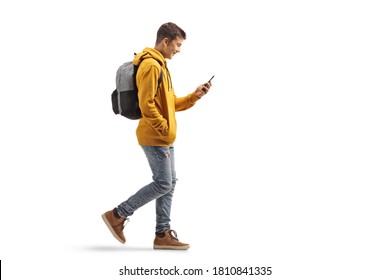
[133,47,166,67]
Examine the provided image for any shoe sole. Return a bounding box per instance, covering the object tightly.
[153,244,190,250]
[101,213,125,244]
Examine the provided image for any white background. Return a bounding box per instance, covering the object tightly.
[1,0,389,279]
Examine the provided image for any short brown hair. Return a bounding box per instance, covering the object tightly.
[156,22,186,44]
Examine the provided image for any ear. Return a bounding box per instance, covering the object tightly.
[163,38,170,46]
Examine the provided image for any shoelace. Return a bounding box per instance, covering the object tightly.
[114,218,129,229]
[168,229,179,240]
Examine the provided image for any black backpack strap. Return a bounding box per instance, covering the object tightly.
[155,59,163,88]
[135,54,163,88]
[157,67,163,87]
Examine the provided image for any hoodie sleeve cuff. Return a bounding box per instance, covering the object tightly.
[190,92,201,102]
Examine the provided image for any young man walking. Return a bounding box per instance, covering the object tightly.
[102,22,212,250]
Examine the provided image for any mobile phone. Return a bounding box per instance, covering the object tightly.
[202,75,214,92]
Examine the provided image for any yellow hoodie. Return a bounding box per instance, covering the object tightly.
[133,48,200,147]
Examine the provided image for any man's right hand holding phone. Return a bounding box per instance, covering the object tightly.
[195,75,214,99]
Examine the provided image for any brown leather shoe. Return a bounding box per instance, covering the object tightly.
[153,229,190,250]
[101,209,128,244]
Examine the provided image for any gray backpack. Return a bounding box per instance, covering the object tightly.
[111,56,163,120]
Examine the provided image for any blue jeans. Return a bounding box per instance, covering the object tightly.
[116,146,177,233]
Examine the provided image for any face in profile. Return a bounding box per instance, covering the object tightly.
[162,36,184,59]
